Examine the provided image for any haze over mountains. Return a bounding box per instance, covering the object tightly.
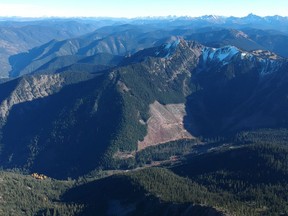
[1,14,288,79]
[0,15,288,215]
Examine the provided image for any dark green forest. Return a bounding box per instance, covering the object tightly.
[0,129,287,215]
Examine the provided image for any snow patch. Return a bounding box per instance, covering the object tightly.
[163,38,181,58]
[202,46,239,63]
[241,52,247,59]
[201,45,283,77]
[155,38,181,58]
[240,52,254,60]
[164,38,180,50]
[259,58,282,76]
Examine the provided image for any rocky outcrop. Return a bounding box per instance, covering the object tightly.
[0,74,64,124]
[31,173,48,180]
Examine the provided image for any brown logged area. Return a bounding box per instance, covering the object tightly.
[138,101,194,150]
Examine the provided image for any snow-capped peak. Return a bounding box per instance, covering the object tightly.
[201,45,284,77]
[202,46,240,63]
[155,37,181,58]
[164,38,181,50]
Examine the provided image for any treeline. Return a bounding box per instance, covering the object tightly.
[107,139,200,169]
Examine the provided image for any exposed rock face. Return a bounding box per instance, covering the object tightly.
[138,101,194,150]
[0,74,64,123]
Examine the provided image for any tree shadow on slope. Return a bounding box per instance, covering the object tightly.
[0,73,122,179]
[59,174,224,216]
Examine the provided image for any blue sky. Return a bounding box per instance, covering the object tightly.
[0,0,287,18]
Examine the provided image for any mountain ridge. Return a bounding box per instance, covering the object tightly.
[6,24,288,79]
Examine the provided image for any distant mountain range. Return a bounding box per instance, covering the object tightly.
[0,20,102,77]
[0,14,286,78]
[4,23,288,78]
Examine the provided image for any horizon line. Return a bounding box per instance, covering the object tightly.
[0,13,287,20]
